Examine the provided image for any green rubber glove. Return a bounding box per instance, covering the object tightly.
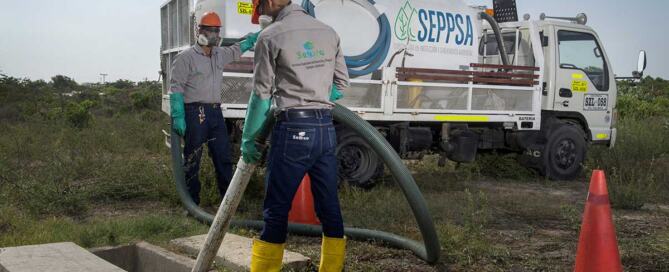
[329,85,344,102]
[170,93,186,137]
[240,32,260,53]
[241,92,271,164]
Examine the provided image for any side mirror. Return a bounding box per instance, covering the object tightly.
[635,50,647,78]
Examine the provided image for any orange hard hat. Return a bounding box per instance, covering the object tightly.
[251,0,262,24]
[200,11,222,27]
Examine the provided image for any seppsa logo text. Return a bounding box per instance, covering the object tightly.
[417,9,474,45]
[395,1,475,46]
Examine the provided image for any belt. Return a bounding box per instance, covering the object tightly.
[277,109,332,121]
[185,102,221,109]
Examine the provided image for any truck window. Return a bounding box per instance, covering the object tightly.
[479,32,518,56]
[558,30,609,91]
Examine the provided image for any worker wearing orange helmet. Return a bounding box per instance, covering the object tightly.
[169,11,259,206]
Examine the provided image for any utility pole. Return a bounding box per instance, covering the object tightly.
[100,73,108,84]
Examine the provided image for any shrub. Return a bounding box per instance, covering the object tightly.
[65,101,93,128]
[617,77,669,119]
[616,94,665,119]
[607,167,658,210]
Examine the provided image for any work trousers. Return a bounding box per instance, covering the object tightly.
[183,103,233,205]
[260,109,345,243]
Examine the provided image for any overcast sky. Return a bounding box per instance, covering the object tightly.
[0,0,666,83]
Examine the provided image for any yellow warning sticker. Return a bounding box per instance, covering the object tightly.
[237,2,254,15]
[596,134,608,140]
[571,73,584,79]
[435,115,490,122]
[572,80,588,92]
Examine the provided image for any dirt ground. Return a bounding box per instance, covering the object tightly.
[83,176,669,272]
[279,178,669,272]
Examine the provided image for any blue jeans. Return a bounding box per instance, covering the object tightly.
[260,110,344,244]
[183,103,233,205]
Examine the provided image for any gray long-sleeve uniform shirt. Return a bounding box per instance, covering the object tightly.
[170,44,242,104]
[253,4,350,111]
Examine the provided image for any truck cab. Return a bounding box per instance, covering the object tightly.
[482,18,617,144]
[476,16,622,180]
[541,20,617,146]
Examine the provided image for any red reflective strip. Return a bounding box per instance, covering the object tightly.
[587,193,610,206]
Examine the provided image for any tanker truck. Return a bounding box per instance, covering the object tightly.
[159,0,647,188]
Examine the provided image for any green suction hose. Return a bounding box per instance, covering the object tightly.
[169,104,441,264]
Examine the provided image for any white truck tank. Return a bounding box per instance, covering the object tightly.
[194,0,481,74]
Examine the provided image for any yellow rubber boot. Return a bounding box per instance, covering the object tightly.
[250,239,285,272]
[318,236,346,272]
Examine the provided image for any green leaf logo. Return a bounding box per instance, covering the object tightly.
[395,1,417,42]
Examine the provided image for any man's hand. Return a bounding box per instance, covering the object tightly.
[170,93,187,137]
[241,91,271,164]
[241,140,262,164]
[329,85,344,102]
[240,32,260,53]
[172,116,186,137]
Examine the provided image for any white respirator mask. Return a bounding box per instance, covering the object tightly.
[259,15,274,29]
[196,27,222,47]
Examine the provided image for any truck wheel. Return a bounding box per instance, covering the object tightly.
[336,129,381,189]
[542,123,587,180]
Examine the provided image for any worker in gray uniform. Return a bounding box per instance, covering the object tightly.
[170,11,258,206]
[241,0,348,271]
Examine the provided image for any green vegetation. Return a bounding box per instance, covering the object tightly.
[616,77,669,119]
[0,74,667,271]
[0,74,173,219]
[0,205,207,249]
[588,77,669,209]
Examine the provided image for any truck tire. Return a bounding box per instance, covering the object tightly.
[336,129,382,189]
[541,123,587,180]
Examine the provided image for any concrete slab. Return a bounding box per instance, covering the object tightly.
[170,234,310,271]
[0,242,125,272]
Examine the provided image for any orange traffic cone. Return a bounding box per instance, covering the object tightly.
[288,174,320,225]
[574,170,622,272]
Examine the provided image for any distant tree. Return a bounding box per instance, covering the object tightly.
[137,80,160,89]
[51,75,78,91]
[26,79,49,91]
[51,75,79,112]
[110,79,135,89]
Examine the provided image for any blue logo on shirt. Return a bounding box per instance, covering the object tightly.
[304,41,314,51]
[297,41,325,60]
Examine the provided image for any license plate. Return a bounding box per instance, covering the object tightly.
[584,94,608,111]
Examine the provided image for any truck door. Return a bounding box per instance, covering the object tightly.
[553,29,613,141]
